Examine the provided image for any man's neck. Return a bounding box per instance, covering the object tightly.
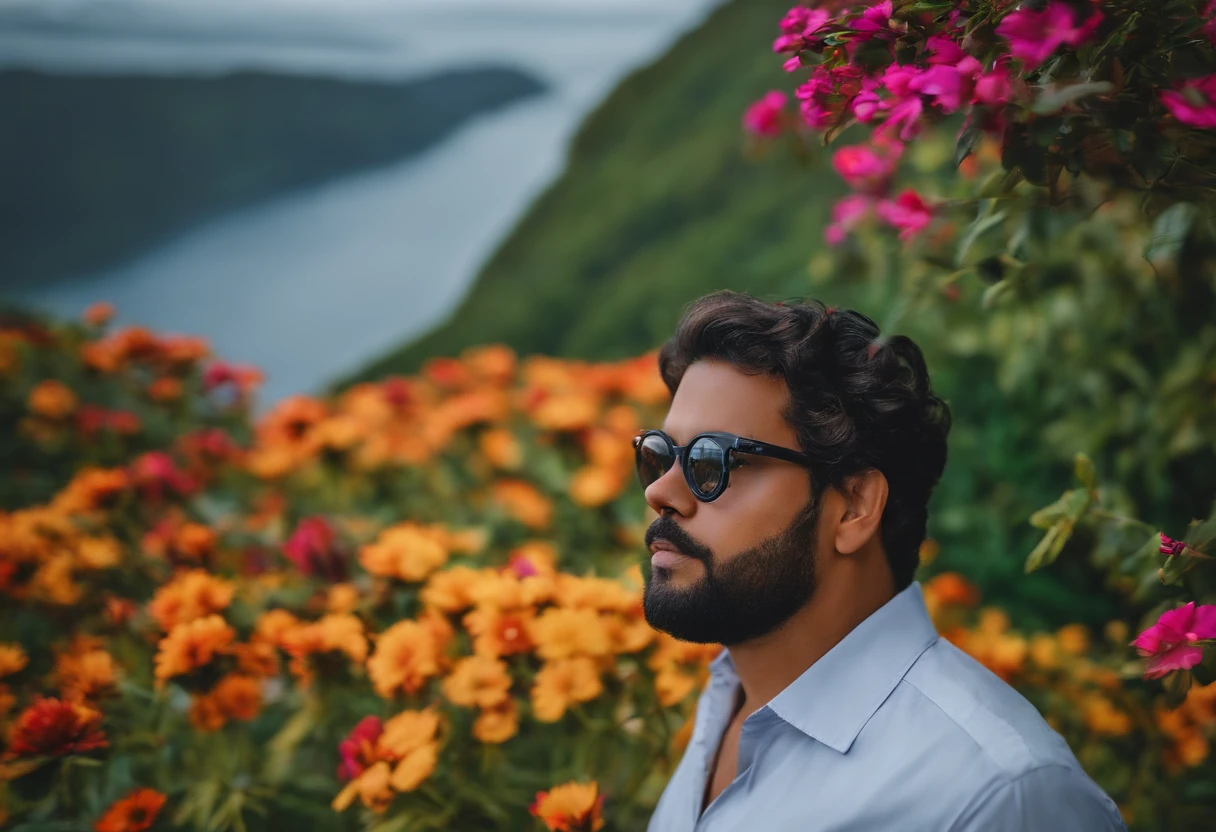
[726,570,898,718]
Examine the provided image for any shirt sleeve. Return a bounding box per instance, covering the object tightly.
[949,765,1128,832]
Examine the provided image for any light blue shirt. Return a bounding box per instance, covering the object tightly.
[647,582,1126,831]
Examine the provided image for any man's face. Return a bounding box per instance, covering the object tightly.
[641,360,821,645]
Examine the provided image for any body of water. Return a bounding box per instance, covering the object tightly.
[1,0,723,404]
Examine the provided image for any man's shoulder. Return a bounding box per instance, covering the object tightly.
[889,636,1081,779]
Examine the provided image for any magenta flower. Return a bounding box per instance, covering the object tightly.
[1205,2,1216,47]
[1160,74,1216,129]
[832,144,899,193]
[908,59,981,114]
[824,194,874,245]
[1159,533,1189,557]
[925,34,966,65]
[774,7,831,53]
[743,91,788,137]
[1132,603,1216,679]
[996,1,1103,70]
[974,65,1013,107]
[876,189,932,240]
[284,516,348,581]
[337,716,383,781]
[876,96,924,142]
[851,1,894,40]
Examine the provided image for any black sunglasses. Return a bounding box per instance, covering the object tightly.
[632,429,815,502]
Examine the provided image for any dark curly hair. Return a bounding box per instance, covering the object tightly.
[657,290,951,590]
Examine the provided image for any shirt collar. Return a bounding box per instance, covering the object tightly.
[716,581,938,755]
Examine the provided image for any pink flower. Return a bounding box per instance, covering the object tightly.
[876,189,933,240]
[876,96,924,142]
[129,451,196,502]
[851,1,894,40]
[1205,1,1216,47]
[996,1,1103,70]
[824,194,874,245]
[203,360,263,406]
[908,59,981,114]
[744,91,788,137]
[284,516,348,581]
[1133,603,1216,679]
[1159,533,1189,557]
[832,144,900,193]
[797,65,869,130]
[1160,74,1216,129]
[925,34,966,65]
[974,65,1013,107]
[337,716,383,781]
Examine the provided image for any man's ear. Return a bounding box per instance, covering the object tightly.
[834,469,888,556]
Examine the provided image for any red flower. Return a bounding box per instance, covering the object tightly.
[284,517,348,581]
[129,452,197,502]
[1159,533,1189,557]
[876,189,933,240]
[337,716,383,781]
[95,787,166,832]
[5,697,108,759]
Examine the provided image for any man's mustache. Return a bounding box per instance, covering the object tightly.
[644,515,712,563]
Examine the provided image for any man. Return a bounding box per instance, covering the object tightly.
[639,291,1125,831]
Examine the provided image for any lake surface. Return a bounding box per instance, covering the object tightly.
[0,0,723,404]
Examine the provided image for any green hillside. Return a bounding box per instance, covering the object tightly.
[349,0,839,375]
[0,67,544,289]
[346,0,1121,630]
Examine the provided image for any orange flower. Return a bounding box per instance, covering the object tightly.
[463,607,535,658]
[473,699,519,744]
[388,742,439,792]
[94,788,166,832]
[148,377,183,403]
[654,667,697,707]
[442,655,512,709]
[921,572,979,622]
[332,760,394,813]
[367,620,442,698]
[604,613,654,654]
[568,466,624,508]
[28,380,78,420]
[188,691,226,732]
[490,479,553,530]
[148,570,235,632]
[528,607,611,661]
[530,781,605,832]
[4,697,107,758]
[0,643,27,678]
[359,522,450,583]
[280,614,368,682]
[1056,624,1090,656]
[376,708,442,793]
[212,673,262,721]
[421,566,485,613]
[232,641,280,678]
[1080,693,1132,737]
[480,428,523,470]
[154,615,235,684]
[55,646,117,702]
[75,536,123,570]
[172,523,218,561]
[54,467,129,515]
[327,583,360,615]
[82,302,116,328]
[254,609,300,646]
[531,658,603,722]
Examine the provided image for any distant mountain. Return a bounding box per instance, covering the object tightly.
[0,67,546,289]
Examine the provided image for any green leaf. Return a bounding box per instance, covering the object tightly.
[955,207,1007,267]
[1024,519,1075,573]
[1143,203,1198,266]
[1029,488,1090,530]
[1031,81,1115,114]
[1164,669,1194,708]
[1073,453,1096,491]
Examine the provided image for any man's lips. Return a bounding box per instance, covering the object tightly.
[649,542,692,569]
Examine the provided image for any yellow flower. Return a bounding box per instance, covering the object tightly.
[473,699,519,744]
[327,583,360,615]
[148,570,235,632]
[0,644,28,678]
[490,479,553,530]
[442,655,512,709]
[531,658,603,722]
[28,380,78,420]
[528,608,611,661]
[530,781,605,832]
[388,742,439,792]
[154,615,235,684]
[1029,634,1058,670]
[367,620,442,698]
[1080,693,1131,737]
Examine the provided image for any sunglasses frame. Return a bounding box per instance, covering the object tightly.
[632,429,816,502]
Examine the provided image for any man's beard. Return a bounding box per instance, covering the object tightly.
[642,496,821,646]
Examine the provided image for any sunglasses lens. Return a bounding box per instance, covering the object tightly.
[687,437,725,496]
[636,433,675,488]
